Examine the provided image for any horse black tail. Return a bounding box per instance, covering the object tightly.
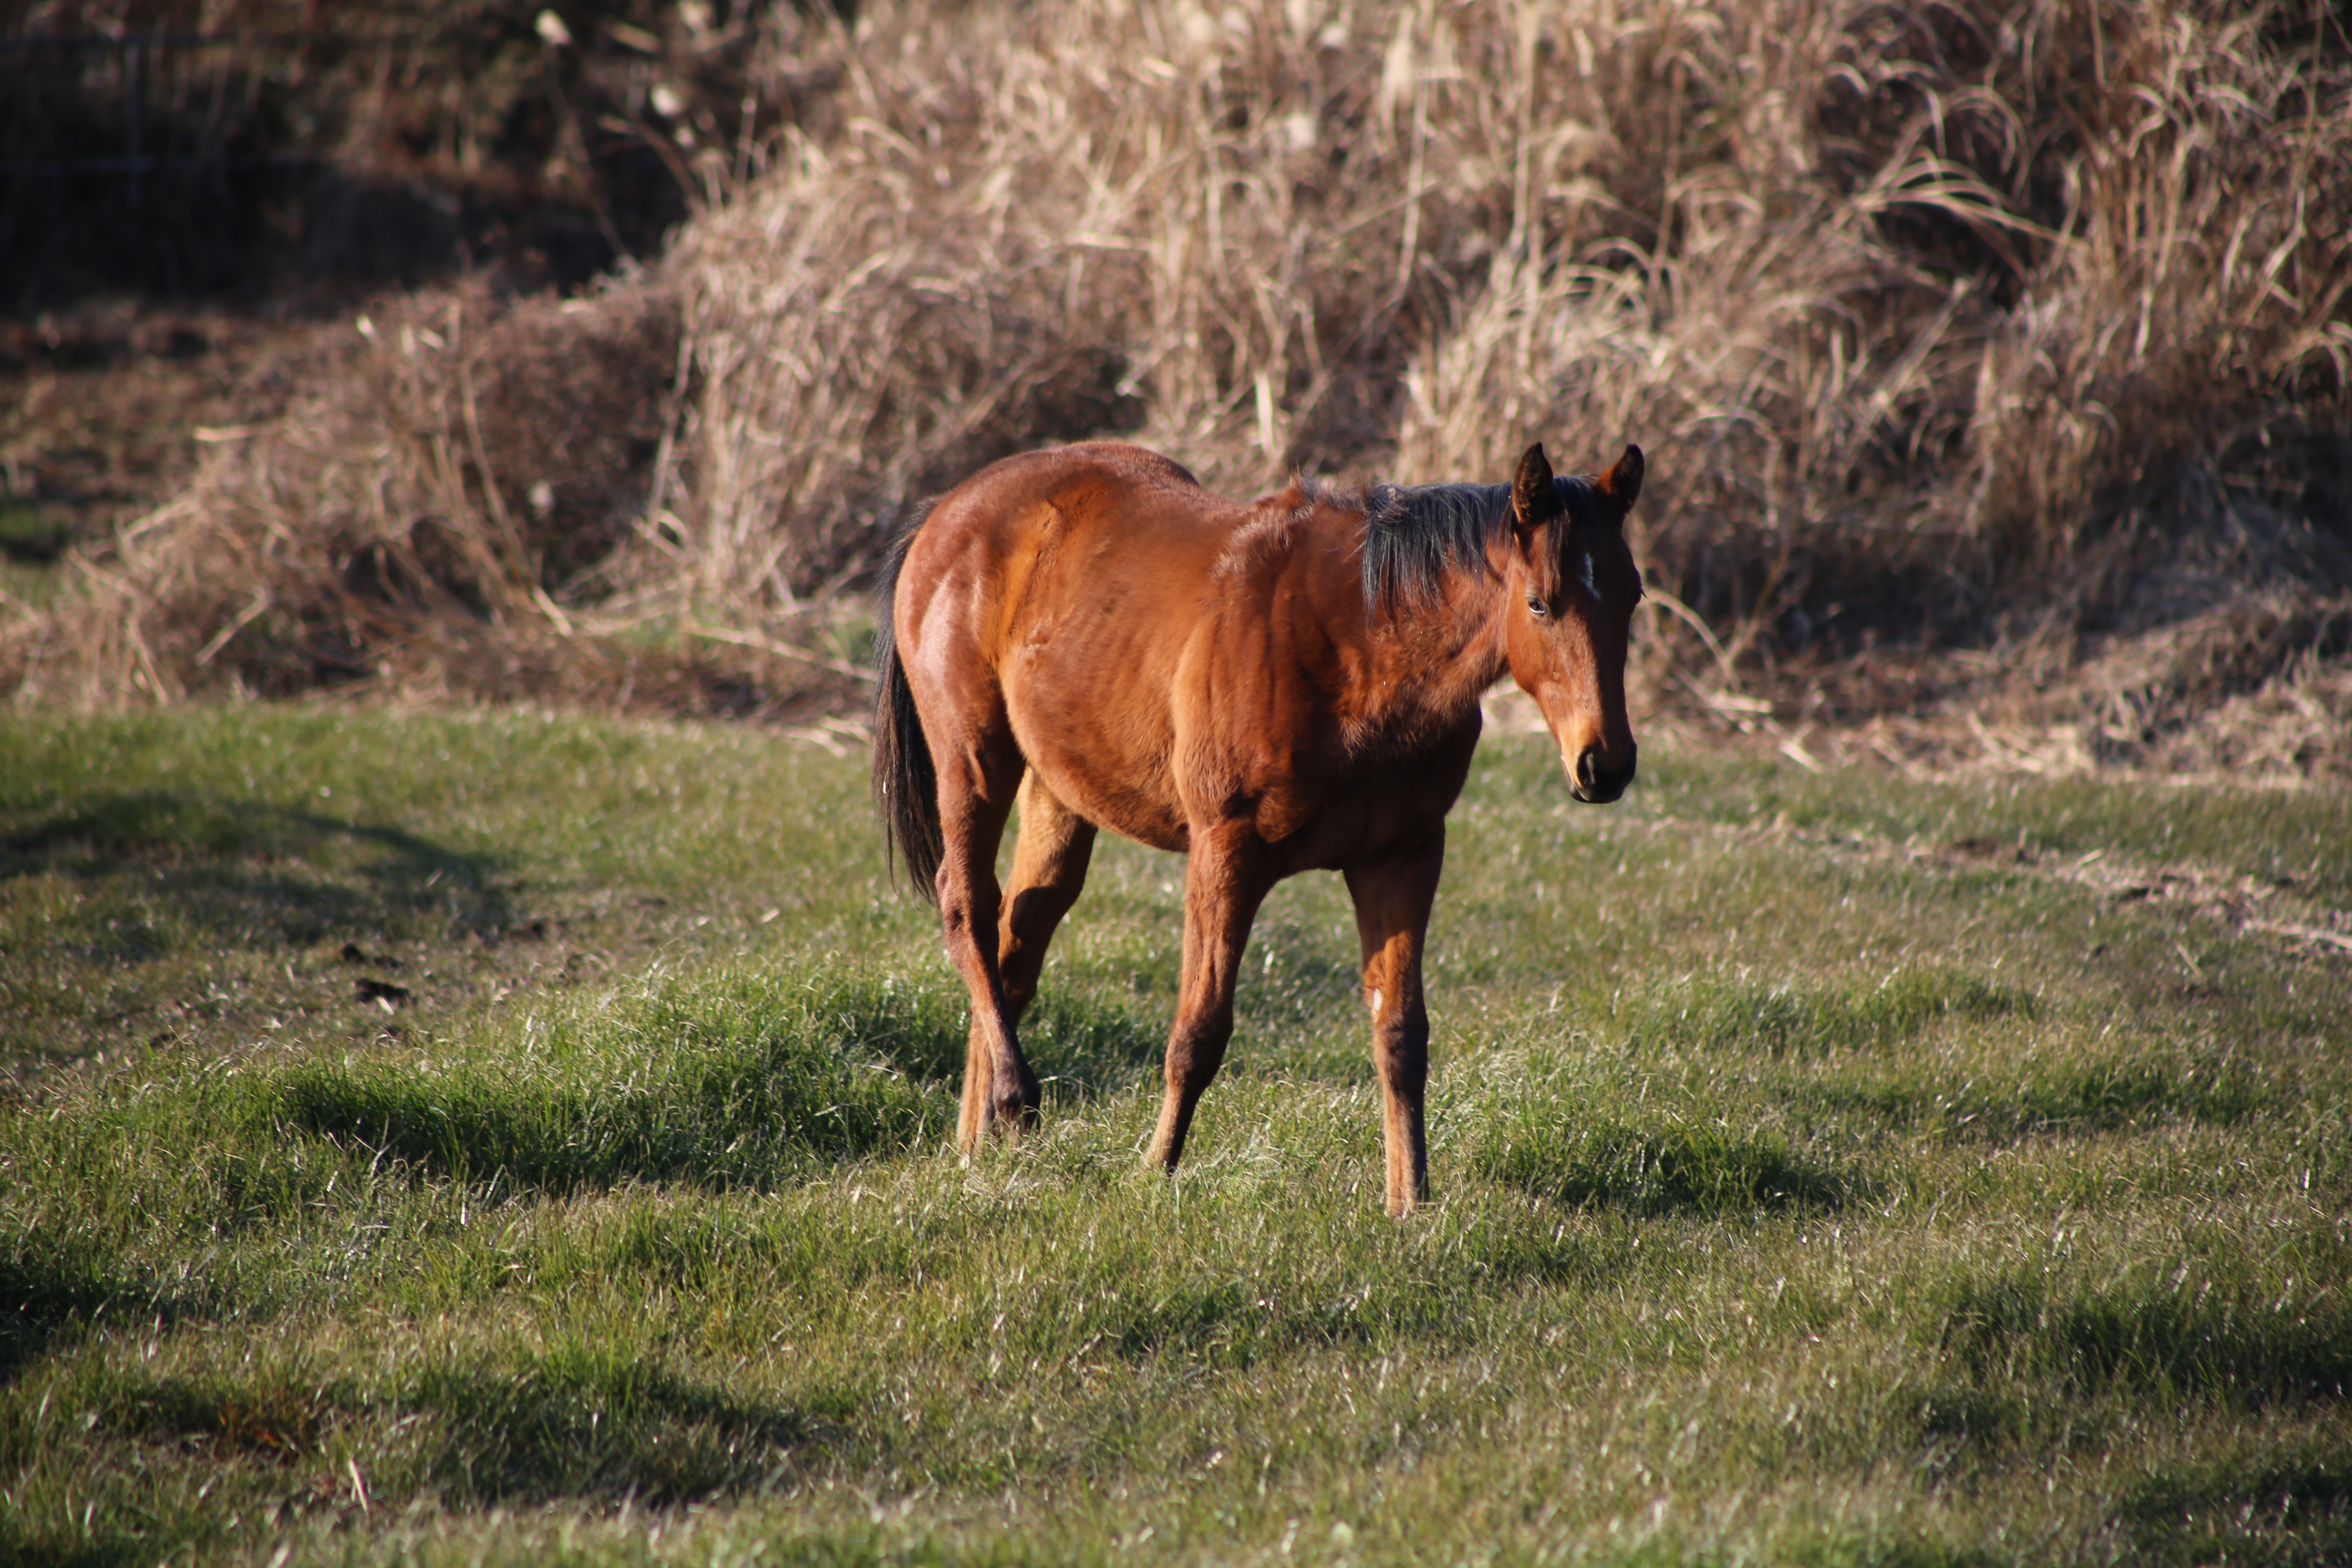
[872,499,944,903]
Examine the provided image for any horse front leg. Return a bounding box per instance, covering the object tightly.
[1146,825,1272,1175]
[1344,828,1446,1215]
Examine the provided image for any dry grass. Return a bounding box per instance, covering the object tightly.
[6,0,2349,768]
[1,285,854,717]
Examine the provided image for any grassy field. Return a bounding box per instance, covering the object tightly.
[2,707,2348,1566]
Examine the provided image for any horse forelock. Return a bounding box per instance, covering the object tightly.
[1546,474,1604,573]
[1553,474,1605,531]
[1547,474,1640,607]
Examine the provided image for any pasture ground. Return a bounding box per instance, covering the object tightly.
[2,707,2348,1566]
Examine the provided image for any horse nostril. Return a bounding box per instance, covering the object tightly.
[1572,744,1635,803]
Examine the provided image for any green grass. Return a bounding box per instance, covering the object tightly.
[2,708,2348,1566]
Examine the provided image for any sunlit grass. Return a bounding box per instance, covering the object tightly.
[2,708,2348,1566]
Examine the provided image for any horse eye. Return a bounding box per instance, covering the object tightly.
[1526,595,1549,618]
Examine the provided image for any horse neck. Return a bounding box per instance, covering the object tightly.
[1357,557,1514,731]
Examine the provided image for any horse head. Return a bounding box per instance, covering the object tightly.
[1500,441,1644,804]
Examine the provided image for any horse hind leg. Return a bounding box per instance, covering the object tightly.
[997,773,1098,1030]
[927,719,1032,1153]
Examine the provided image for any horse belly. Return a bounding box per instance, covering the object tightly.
[1001,635,1190,853]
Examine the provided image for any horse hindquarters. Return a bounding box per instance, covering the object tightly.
[922,708,1036,1152]
[889,493,1045,1148]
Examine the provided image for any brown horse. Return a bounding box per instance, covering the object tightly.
[873,438,1644,1214]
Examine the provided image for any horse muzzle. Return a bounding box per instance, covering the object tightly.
[1569,741,1636,804]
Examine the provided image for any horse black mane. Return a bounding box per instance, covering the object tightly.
[1357,474,1607,610]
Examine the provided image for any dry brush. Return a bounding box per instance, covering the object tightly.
[7,0,2348,768]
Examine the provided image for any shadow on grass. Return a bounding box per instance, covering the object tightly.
[1028,1276,1402,1369]
[414,1350,841,1506]
[2119,1454,2352,1567]
[1473,1117,1855,1215]
[1941,1273,2352,1407]
[1,1352,820,1568]
[0,1250,115,1384]
[1778,1531,2009,1568]
[0,791,525,947]
[1906,1382,2032,1449]
[1644,969,2034,1057]
[275,968,971,1194]
[94,1345,844,1508]
[275,972,1178,1194]
[0,1523,151,1568]
[1799,1052,2272,1142]
[967,1212,1624,1372]
[1020,987,1168,1103]
[0,1243,204,1387]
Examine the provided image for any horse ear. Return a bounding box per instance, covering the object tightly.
[1598,444,1644,514]
[1512,443,1562,536]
